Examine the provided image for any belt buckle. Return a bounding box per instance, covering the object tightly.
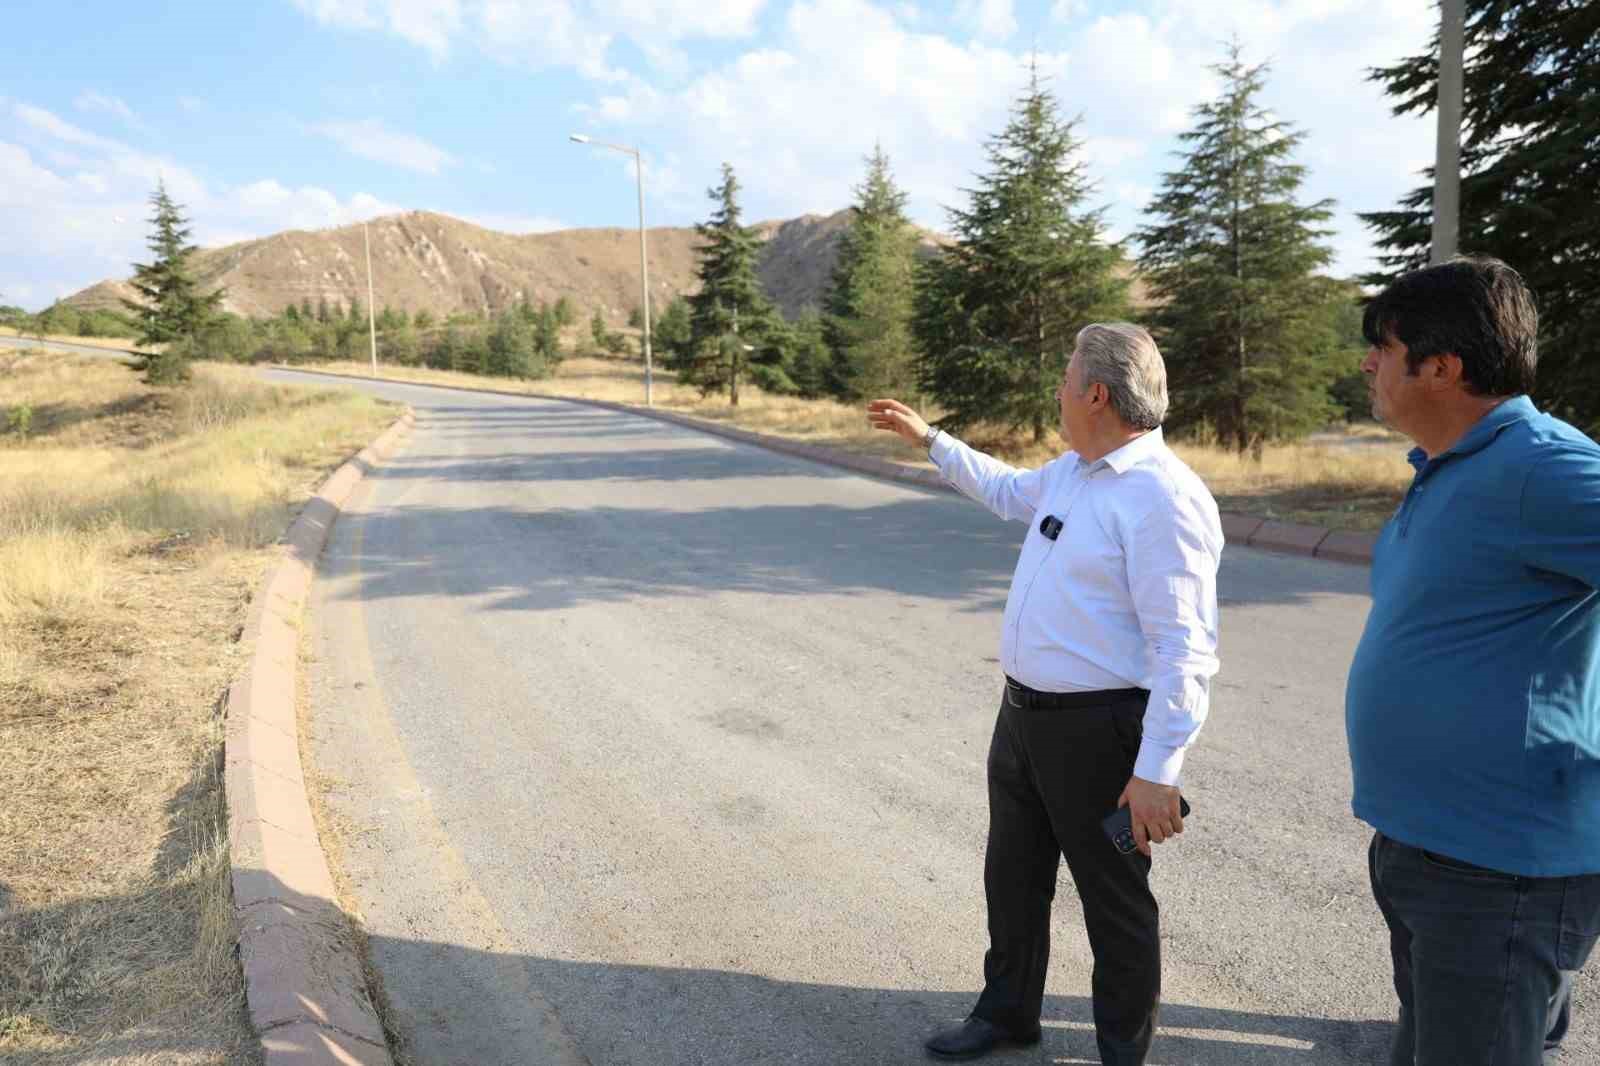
[1005,679,1026,709]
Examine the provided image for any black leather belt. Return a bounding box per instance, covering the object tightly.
[1004,676,1148,710]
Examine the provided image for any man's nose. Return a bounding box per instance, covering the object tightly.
[1360,348,1379,375]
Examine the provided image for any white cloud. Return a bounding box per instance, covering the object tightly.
[577,0,1065,228]
[75,91,144,129]
[291,0,463,60]
[15,103,208,204]
[1,104,404,309]
[290,0,764,77]
[590,0,766,39]
[311,118,456,174]
[464,212,567,233]
[955,0,1016,41]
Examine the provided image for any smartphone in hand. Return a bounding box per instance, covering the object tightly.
[1102,797,1192,854]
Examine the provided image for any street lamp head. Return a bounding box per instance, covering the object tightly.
[569,133,591,144]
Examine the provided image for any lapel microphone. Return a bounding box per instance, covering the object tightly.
[1039,515,1063,541]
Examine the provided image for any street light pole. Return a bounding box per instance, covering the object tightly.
[570,133,653,406]
[1432,0,1466,264]
[364,220,379,375]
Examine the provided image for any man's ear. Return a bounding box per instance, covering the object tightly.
[1426,352,1466,392]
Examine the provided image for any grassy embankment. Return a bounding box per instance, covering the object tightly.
[303,354,1412,531]
[0,351,398,1063]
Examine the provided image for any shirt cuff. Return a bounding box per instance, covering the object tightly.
[1133,740,1185,786]
[928,429,956,466]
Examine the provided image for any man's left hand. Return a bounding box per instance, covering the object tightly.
[1117,775,1184,857]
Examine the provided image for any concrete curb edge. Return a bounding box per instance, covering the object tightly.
[271,364,1378,565]
[225,407,416,1066]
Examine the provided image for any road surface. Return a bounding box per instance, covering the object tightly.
[0,334,139,361]
[276,369,1596,1066]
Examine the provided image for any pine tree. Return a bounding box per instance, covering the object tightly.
[553,296,577,329]
[823,144,920,401]
[1360,0,1600,433]
[914,67,1128,440]
[685,163,783,404]
[788,310,832,398]
[654,297,694,368]
[1136,44,1341,452]
[122,181,223,384]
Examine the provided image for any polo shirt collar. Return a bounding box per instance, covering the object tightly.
[1407,395,1534,472]
[1099,427,1166,475]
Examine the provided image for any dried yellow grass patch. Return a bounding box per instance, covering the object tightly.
[0,352,397,1063]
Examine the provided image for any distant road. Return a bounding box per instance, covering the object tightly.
[0,334,139,361]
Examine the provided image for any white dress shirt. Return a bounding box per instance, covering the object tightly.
[930,427,1224,785]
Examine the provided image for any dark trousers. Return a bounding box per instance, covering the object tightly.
[972,687,1160,1066]
[1368,832,1600,1066]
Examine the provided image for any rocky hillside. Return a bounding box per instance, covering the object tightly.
[64,209,955,325]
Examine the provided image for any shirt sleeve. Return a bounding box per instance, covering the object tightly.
[1517,445,1600,589]
[1124,484,1223,785]
[929,431,1052,524]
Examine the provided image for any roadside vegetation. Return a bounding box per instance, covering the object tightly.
[0,350,397,1062]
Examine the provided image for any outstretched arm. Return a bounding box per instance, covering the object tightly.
[866,398,1049,523]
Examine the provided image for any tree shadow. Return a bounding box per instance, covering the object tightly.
[362,932,1397,1066]
[330,465,1370,615]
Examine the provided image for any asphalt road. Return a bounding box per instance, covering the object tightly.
[0,334,139,360]
[279,369,1597,1066]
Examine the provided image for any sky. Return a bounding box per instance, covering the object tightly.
[2,0,1442,312]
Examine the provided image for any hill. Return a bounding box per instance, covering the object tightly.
[64,209,961,325]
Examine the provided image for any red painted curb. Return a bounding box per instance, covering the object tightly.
[270,366,1375,566]
[225,407,415,1066]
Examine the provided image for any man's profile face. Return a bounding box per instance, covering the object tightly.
[1057,350,1087,446]
[1360,333,1425,432]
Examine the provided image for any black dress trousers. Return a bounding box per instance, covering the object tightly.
[972,686,1161,1066]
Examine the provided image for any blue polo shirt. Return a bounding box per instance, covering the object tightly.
[1346,396,1600,877]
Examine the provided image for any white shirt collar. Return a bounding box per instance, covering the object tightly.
[1089,427,1166,475]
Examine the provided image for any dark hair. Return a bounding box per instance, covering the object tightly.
[1361,256,1537,396]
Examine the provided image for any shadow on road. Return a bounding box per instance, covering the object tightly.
[330,485,1368,618]
[364,933,1396,1065]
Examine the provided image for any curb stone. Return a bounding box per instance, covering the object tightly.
[270,364,1378,565]
[226,407,415,1066]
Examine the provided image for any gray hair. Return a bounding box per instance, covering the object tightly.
[1073,322,1169,430]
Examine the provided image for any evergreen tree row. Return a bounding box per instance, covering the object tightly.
[658,48,1354,451]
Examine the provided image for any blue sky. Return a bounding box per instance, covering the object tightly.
[2,0,1439,311]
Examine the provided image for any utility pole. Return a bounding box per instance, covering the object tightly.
[1431,0,1466,263]
[363,221,379,375]
[569,134,654,405]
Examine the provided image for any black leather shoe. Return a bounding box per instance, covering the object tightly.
[924,1017,1042,1060]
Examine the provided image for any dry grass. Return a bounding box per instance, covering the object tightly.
[307,355,1412,530]
[0,351,397,1063]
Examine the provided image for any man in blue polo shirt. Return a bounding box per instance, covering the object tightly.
[1346,256,1600,1066]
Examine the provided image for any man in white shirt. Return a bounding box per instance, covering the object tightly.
[867,322,1222,1065]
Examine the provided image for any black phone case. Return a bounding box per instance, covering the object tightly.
[1102,797,1192,854]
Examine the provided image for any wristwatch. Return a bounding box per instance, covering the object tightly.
[923,424,940,450]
